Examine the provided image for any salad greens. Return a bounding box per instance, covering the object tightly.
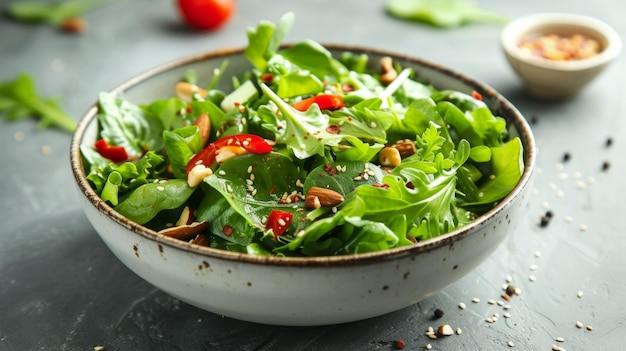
[82,13,524,257]
[386,0,508,28]
[0,73,76,132]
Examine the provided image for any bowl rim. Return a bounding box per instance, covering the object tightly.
[70,44,537,267]
[501,12,622,71]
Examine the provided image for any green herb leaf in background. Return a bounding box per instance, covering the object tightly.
[0,73,76,132]
[6,0,110,25]
[386,0,508,28]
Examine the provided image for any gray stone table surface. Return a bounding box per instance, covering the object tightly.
[1,0,625,350]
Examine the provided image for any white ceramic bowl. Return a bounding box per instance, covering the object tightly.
[501,13,622,100]
[70,45,536,326]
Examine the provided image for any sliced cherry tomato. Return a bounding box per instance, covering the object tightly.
[291,94,345,112]
[176,0,235,31]
[266,209,293,239]
[94,139,128,163]
[186,134,273,174]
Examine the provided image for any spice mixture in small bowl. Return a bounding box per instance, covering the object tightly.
[501,13,621,100]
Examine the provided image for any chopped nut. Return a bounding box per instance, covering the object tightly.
[59,18,86,33]
[379,146,401,167]
[192,113,211,148]
[159,221,209,241]
[392,140,417,157]
[437,324,454,336]
[175,81,208,102]
[379,56,398,85]
[187,164,213,187]
[175,206,195,226]
[304,195,321,210]
[306,187,344,208]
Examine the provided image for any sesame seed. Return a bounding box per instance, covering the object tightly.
[455,327,462,335]
[503,305,511,310]
[558,172,568,181]
[370,121,377,128]
[556,337,565,342]
[577,290,584,298]
[535,250,542,257]
[427,333,437,340]
[246,179,254,185]
[427,327,434,333]
[507,341,514,347]
[564,216,574,223]
[156,186,165,191]
[503,312,511,318]
[41,145,52,155]
[300,144,306,150]
[458,302,466,309]
[472,298,480,303]
[505,275,513,282]
[530,264,538,271]
[426,344,432,350]
[529,274,536,282]
[575,181,587,189]
[486,318,494,323]
[552,345,561,351]
[249,173,255,181]
[278,218,287,226]
[497,300,504,306]
[218,170,226,175]
[579,224,588,232]
[247,165,253,173]
[586,325,593,331]
[488,299,496,305]
[576,321,583,328]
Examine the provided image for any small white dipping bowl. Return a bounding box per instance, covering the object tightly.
[70,45,536,326]
[501,13,622,100]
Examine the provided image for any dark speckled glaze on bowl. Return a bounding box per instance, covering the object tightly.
[70,45,536,326]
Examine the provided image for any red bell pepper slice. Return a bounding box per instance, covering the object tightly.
[94,139,128,163]
[185,134,273,174]
[291,94,345,112]
[266,209,293,239]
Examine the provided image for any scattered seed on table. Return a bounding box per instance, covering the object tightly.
[586,325,593,331]
[456,327,462,335]
[577,290,584,298]
[530,264,538,271]
[576,321,583,328]
[488,299,496,305]
[576,181,587,189]
[556,337,565,342]
[558,172,568,181]
[472,298,480,303]
[564,216,574,223]
[497,300,505,306]
[529,275,536,282]
[13,131,25,141]
[486,318,495,323]
[458,302,466,309]
[505,275,513,283]
[503,312,511,318]
[426,344,432,350]
[579,224,588,232]
[41,145,52,155]
[562,152,571,162]
[535,250,542,258]
[507,341,515,347]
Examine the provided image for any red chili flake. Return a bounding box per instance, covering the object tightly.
[323,163,338,175]
[371,183,390,189]
[234,102,241,107]
[326,124,341,134]
[471,90,483,101]
[261,73,274,84]
[186,106,193,113]
[222,225,234,237]
[269,186,276,195]
[394,339,406,349]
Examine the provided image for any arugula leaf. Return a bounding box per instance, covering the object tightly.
[0,74,76,132]
[386,0,508,28]
[245,12,294,72]
[6,0,111,25]
[258,83,344,159]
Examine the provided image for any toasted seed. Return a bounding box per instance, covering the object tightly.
[458,302,466,309]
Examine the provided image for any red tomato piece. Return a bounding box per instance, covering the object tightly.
[291,94,345,112]
[94,139,128,163]
[266,210,293,239]
[176,0,235,31]
[185,134,273,175]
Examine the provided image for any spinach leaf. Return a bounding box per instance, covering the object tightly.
[386,0,508,28]
[114,179,195,225]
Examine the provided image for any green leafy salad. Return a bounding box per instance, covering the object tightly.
[81,13,524,257]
